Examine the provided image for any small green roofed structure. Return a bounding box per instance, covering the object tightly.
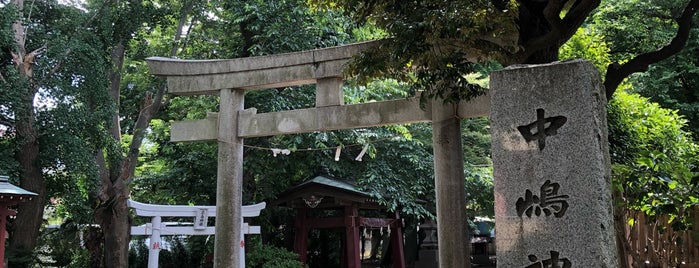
[0,176,37,198]
[271,175,405,268]
[0,175,37,268]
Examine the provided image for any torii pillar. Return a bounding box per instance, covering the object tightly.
[146,41,488,268]
[215,88,245,267]
[432,100,470,267]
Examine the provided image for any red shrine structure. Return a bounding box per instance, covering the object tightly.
[272,175,406,268]
[0,175,37,268]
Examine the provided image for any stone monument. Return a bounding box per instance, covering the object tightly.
[490,60,619,267]
[414,219,439,268]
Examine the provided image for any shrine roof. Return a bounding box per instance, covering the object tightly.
[0,175,37,196]
[270,174,379,209]
[293,175,369,196]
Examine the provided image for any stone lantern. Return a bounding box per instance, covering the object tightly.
[0,175,37,268]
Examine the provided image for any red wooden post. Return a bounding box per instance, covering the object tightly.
[0,208,5,268]
[390,211,406,268]
[0,208,16,268]
[345,205,361,268]
[294,206,309,263]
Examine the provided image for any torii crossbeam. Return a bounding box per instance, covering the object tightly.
[147,40,489,268]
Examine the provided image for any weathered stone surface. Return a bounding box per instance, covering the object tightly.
[432,100,469,267]
[146,41,377,95]
[147,41,376,76]
[490,60,619,267]
[170,113,219,142]
[170,94,490,141]
[316,77,344,107]
[240,97,430,137]
[150,39,492,268]
[214,89,244,268]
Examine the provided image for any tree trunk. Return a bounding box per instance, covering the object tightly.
[85,226,105,268]
[523,45,560,64]
[7,0,48,264]
[95,1,186,261]
[100,175,131,268]
[10,112,46,267]
[517,0,560,64]
[96,41,130,268]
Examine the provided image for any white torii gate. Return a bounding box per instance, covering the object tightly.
[129,200,266,268]
[146,40,489,268]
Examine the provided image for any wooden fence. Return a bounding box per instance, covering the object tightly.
[625,210,699,267]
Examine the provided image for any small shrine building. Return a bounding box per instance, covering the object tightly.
[271,175,405,268]
[0,175,37,268]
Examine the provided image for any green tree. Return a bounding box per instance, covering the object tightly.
[592,0,699,138]
[1,0,182,266]
[608,90,698,218]
[608,90,698,266]
[92,3,157,267]
[632,44,699,139]
[313,0,699,102]
[0,1,115,265]
[312,2,698,265]
[591,0,699,139]
[561,19,699,266]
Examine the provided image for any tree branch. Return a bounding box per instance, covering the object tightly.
[27,43,45,57]
[515,0,600,63]
[47,48,71,76]
[95,150,111,202]
[124,0,189,177]
[170,0,195,56]
[604,0,699,99]
[515,0,565,62]
[562,0,601,39]
[179,12,198,54]
[126,87,165,178]
[543,0,565,36]
[11,0,27,57]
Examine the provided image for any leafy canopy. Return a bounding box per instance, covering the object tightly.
[310,0,519,103]
[608,90,698,230]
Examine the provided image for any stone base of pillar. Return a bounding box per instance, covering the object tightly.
[414,249,439,268]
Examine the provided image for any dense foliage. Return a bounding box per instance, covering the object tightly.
[592,0,699,139]
[560,4,699,265]
[0,0,697,266]
[609,90,698,222]
[0,1,120,265]
[313,1,519,104]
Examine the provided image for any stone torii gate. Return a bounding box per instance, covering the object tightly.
[146,40,489,268]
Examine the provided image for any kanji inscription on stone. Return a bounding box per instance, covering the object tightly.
[525,251,572,268]
[491,60,619,267]
[516,180,569,218]
[517,108,567,150]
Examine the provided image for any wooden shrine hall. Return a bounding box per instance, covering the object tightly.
[271,175,405,268]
